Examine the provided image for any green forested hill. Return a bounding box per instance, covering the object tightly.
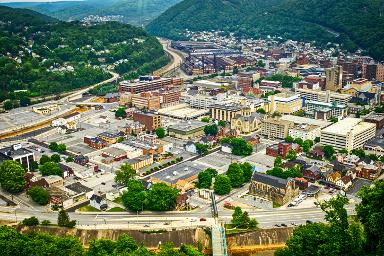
[0,6,167,106]
[146,0,384,60]
[0,5,58,27]
[1,0,182,25]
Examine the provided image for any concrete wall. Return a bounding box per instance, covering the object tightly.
[17,226,210,249]
[227,227,294,248]
[17,226,294,252]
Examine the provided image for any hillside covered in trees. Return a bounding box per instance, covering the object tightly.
[147,0,384,61]
[1,0,182,26]
[0,6,167,104]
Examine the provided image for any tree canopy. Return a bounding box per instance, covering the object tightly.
[214,175,232,195]
[114,164,136,187]
[39,162,62,177]
[0,160,27,193]
[28,186,50,205]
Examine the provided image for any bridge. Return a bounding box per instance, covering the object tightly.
[210,192,228,256]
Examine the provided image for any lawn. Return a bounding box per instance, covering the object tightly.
[113,196,123,205]
[78,205,100,212]
[107,207,126,212]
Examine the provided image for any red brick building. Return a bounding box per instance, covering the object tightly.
[131,92,161,110]
[266,142,301,158]
[238,72,254,88]
[133,112,161,132]
[84,136,108,149]
[119,77,183,94]
[154,89,181,108]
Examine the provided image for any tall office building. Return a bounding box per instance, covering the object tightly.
[325,66,343,91]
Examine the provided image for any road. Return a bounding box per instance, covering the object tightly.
[59,71,120,103]
[0,204,356,229]
[0,71,119,141]
[155,39,188,77]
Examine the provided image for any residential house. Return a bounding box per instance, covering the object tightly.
[326,171,342,184]
[90,194,108,211]
[303,164,324,181]
[185,141,197,154]
[336,176,352,191]
[221,144,233,154]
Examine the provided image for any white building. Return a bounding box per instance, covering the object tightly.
[288,124,322,141]
[112,143,143,159]
[320,118,376,151]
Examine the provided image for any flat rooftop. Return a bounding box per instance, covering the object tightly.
[158,104,209,119]
[280,115,331,128]
[321,118,376,136]
[168,120,207,132]
[151,161,207,184]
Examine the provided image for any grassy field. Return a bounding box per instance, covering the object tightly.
[107,207,126,212]
[78,205,100,212]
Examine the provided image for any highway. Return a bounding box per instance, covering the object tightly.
[0,204,356,229]
[155,39,188,78]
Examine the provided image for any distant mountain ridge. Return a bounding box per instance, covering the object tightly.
[0,5,58,26]
[1,0,182,25]
[146,0,384,61]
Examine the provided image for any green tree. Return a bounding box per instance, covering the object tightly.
[39,162,62,176]
[3,100,13,110]
[226,163,244,188]
[257,60,266,68]
[218,120,226,127]
[28,186,50,205]
[49,142,59,151]
[293,138,303,146]
[285,149,297,161]
[19,96,31,107]
[88,239,116,256]
[356,180,384,255]
[201,117,210,123]
[115,234,139,254]
[204,124,218,136]
[231,206,258,229]
[22,217,39,226]
[115,164,136,186]
[147,183,179,211]
[213,175,231,195]
[195,143,209,155]
[115,107,127,119]
[39,154,51,165]
[51,154,61,163]
[122,180,147,212]
[197,168,217,189]
[323,145,335,159]
[57,209,76,228]
[285,136,294,143]
[57,144,66,153]
[274,156,283,168]
[231,206,243,227]
[302,140,314,153]
[66,156,74,162]
[256,108,266,114]
[351,149,366,158]
[155,127,166,138]
[240,162,253,182]
[276,195,364,256]
[231,137,253,156]
[0,160,26,193]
